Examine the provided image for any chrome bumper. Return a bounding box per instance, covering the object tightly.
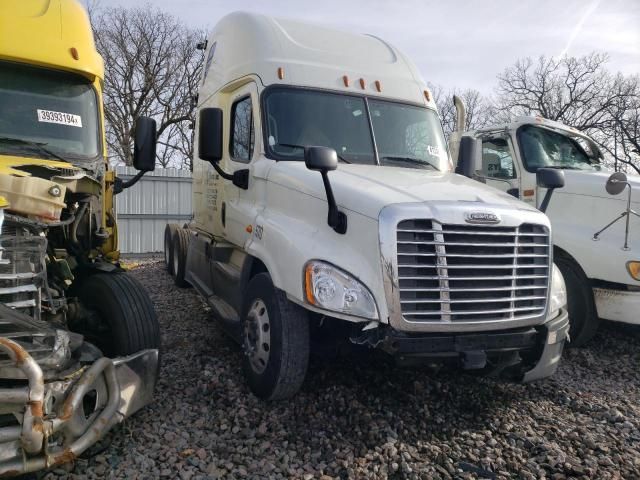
[0,338,158,477]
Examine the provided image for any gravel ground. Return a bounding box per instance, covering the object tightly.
[44,260,640,480]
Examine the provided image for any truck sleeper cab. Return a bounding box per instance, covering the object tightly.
[450,101,640,346]
[166,12,569,400]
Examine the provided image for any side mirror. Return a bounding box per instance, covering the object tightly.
[536,168,565,190]
[593,171,638,249]
[304,146,346,234]
[304,146,338,172]
[605,171,628,195]
[198,108,223,163]
[133,116,156,172]
[456,136,477,178]
[536,167,565,213]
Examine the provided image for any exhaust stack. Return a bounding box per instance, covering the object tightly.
[453,95,466,133]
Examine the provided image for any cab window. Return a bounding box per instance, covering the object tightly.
[230,96,254,162]
[482,138,516,179]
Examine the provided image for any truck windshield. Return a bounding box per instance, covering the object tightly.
[0,61,101,162]
[263,88,449,170]
[518,125,599,172]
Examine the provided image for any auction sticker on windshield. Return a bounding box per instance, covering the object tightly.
[37,109,83,128]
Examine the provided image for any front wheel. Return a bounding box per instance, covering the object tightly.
[556,254,599,347]
[241,273,309,400]
[76,272,161,357]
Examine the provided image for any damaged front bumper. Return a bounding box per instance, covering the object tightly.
[351,308,569,381]
[0,336,158,477]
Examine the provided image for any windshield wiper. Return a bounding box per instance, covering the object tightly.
[274,142,352,164]
[380,156,436,169]
[0,137,68,163]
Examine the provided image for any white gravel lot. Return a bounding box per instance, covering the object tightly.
[43,260,640,480]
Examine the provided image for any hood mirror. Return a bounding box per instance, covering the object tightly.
[304,146,346,234]
[605,171,628,195]
[594,171,638,250]
[536,168,565,213]
[305,146,338,172]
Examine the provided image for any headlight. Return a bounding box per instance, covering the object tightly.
[549,263,567,317]
[627,261,640,281]
[304,261,378,319]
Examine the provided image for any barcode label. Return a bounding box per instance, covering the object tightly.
[37,109,83,128]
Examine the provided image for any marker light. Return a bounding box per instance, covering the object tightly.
[359,78,365,89]
[423,90,430,101]
[343,75,350,87]
[70,47,79,60]
[627,261,640,281]
[304,261,378,319]
[277,67,284,79]
[374,80,382,92]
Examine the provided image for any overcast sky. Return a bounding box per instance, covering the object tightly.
[97,0,639,94]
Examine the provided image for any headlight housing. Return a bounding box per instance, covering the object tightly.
[549,263,567,318]
[627,261,640,281]
[304,261,378,319]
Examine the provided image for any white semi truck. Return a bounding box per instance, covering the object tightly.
[165,12,569,400]
[450,98,639,346]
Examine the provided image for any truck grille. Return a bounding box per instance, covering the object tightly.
[396,220,550,323]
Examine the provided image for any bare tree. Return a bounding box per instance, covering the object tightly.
[92,5,203,168]
[430,84,494,140]
[495,53,639,173]
[607,74,640,172]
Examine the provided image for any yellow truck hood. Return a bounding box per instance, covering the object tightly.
[0,154,79,177]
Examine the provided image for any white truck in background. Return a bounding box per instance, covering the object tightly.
[450,97,640,346]
[165,12,569,400]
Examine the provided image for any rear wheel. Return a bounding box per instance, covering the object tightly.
[164,224,178,275]
[76,272,161,357]
[172,229,191,288]
[241,273,309,400]
[556,253,599,347]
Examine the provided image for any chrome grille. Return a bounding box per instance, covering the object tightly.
[396,220,550,323]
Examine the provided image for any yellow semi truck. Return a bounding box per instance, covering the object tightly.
[0,1,160,475]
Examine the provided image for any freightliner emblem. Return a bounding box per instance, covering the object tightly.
[464,211,501,224]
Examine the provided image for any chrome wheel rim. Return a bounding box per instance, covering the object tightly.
[244,299,271,374]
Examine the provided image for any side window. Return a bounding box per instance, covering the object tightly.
[230,96,254,163]
[482,138,516,179]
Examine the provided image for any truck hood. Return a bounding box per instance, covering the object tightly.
[558,170,640,205]
[267,162,537,219]
[0,154,79,177]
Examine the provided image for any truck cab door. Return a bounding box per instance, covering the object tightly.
[480,137,521,198]
[221,82,260,246]
[208,81,261,321]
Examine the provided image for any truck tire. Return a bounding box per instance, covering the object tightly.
[164,223,178,275]
[172,228,191,288]
[241,273,309,400]
[77,273,161,357]
[556,254,599,347]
